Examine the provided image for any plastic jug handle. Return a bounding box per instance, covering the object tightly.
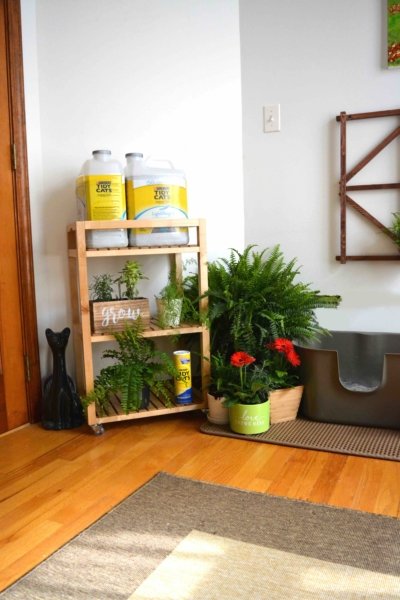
[144,156,175,169]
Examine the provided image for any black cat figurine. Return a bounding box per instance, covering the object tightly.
[42,327,84,430]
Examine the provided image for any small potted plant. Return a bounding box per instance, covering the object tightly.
[264,338,303,424]
[81,320,177,415]
[156,264,184,328]
[206,353,230,425]
[214,351,271,434]
[89,273,114,302]
[114,260,148,300]
[156,261,201,328]
[208,339,303,428]
[89,260,150,334]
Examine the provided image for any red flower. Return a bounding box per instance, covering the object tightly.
[268,338,294,354]
[267,338,301,367]
[230,351,256,368]
[287,349,301,367]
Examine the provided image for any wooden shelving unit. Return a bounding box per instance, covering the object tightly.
[67,218,210,434]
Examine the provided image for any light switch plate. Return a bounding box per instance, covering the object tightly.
[263,104,280,133]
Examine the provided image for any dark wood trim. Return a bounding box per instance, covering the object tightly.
[347,183,400,191]
[345,126,400,183]
[346,195,394,238]
[339,112,347,263]
[5,0,42,422]
[337,109,400,264]
[336,109,400,121]
[336,255,400,261]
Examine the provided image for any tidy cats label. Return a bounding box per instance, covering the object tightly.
[77,174,126,220]
[126,182,187,234]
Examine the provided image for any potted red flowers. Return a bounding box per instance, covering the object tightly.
[209,350,270,434]
[205,244,340,431]
[208,339,303,433]
[265,338,303,424]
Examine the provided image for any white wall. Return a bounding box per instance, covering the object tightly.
[21,0,400,383]
[20,0,244,375]
[240,0,400,332]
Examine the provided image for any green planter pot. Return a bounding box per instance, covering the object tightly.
[229,400,270,435]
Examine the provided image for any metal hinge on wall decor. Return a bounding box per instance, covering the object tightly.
[24,354,31,382]
[11,143,17,171]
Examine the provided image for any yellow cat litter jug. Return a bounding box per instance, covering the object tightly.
[76,149,128,248]
[125,154,189,246]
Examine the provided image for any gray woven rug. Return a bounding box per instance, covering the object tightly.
[2,472,400,599]
[200,418,400,461]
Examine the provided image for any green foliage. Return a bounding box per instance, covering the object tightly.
[81,321,177,414]
[208,341,300,405]
[389,212,400,248]
[158,264,184,302]
[89,273,114,301]
[80,375,114,416]
[206,245,341,362]
[90,260,148,302]
[221,362,270,407]
[115,260,148,299]
[156,261,201,326]
[181,271,201,324]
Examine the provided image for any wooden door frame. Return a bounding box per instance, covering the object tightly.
[4,0,41,422]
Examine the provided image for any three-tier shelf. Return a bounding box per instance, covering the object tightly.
[67,218,210,434]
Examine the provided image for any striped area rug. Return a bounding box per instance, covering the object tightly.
[200,418,400,461]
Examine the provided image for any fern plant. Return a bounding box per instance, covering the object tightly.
[81,320,177,414]
[206,245,341,363]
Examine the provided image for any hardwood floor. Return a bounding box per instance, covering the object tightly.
[1,411,400,591]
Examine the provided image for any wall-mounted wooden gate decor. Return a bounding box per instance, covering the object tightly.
[336,108,400,263]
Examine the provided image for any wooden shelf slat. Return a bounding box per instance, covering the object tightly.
[96,402,206,423]
[67,218,203,231]
[91,321,206,343]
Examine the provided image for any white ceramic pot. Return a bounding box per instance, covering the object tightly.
[207,393,229,425]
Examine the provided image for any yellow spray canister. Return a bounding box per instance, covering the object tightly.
[173,350,192,404]
[125,154,189,247]
[76,149,128,248]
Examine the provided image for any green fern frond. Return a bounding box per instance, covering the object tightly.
[206,244,341,363]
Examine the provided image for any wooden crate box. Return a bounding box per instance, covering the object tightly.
[90,298,150,334]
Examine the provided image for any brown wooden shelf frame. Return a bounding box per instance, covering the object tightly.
[335,108,400,263]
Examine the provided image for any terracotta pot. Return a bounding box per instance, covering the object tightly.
[207,393,229,425]
[269,385,303,424]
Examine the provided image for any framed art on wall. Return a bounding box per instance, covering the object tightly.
[388,0,400,67]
